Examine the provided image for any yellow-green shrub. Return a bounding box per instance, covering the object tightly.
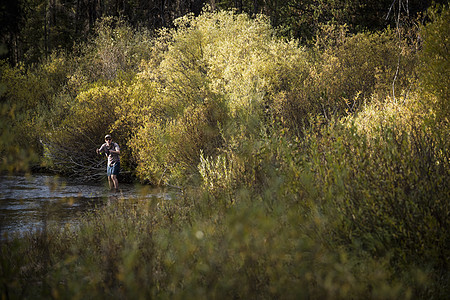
[312,26,416,115]
[349,93,427,138]
[43,84,126,179]
[66,17,153,96]
[293,98,449,284]
[0,192,417,300]
[418,4,449,123]
[131,97,228,185]
[199,91,449,296]
[130,9,313,184]
[0,62,52,171]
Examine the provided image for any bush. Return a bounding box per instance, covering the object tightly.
[198,92,449,297]
[0,192,420,299]
[128,9,315,184]
[68,17,153,90]
[0,62,53,171]
[131,96,228,185]
[42,84,126,180]
[311,26,416,117]
[419,4,450,123]
[290,97,450,297]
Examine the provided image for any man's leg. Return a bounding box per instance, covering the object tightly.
[111,174,119,190]
[108,175,113,190]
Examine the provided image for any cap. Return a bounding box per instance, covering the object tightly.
[105,134,112,140]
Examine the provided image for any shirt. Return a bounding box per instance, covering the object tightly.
[99,142,120,166]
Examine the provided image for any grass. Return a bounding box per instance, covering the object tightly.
[1,173,448,299]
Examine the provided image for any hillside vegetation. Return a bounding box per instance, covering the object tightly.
[0,5,449,299]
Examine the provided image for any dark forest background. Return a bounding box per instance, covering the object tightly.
[1,0,445,66]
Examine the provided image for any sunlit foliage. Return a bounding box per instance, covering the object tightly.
[38,18,154,179]
[0,5,449,299]
[42,84,126,179]
[129,10,311,184]
[0,62,51,171]
[418,4,450,123]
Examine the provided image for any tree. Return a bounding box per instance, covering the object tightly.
[0,0,23,65]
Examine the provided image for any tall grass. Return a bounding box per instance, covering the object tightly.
[2,95,448,299]
[0,194,424,299]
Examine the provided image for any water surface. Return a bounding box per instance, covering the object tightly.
[0,174,171,238]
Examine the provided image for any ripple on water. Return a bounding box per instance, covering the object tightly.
[0,174,175,238]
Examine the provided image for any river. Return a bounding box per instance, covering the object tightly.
[0,174,172,239]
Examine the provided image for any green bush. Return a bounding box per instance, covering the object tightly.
[42,84,126,179]
[67,17,153,91]
[198,92,449,297]
[285,98,449,297]
[0,62,53,171]
[131,96,228,185]
[311,26,416,116]
[6,9,420,182]
[129,9,313,184]
[419,4,450,123]
[0,193,419,299]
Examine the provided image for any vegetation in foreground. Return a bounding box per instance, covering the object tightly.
[1,4,449,299]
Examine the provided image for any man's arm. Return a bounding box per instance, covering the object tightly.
[110,143,120,155]
[96,144,107,155]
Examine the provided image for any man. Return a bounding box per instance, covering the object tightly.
[96,134,120,191]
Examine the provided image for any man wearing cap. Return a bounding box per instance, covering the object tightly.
[96,134,120,191]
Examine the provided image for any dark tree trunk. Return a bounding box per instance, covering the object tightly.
[253,0,259,15]
[235,0,242,13]
[44,0,49,59]
[160,0,166,27]
[89,0,97,31]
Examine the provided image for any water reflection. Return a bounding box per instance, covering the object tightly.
[0,174,172,237]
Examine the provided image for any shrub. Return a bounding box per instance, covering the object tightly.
[70,17,153,85]
[0,62,52,171]
[199,92,449,297]
[130,9,313,184]
[131,96,228,185]
[0,187,427,299]
[310,25,416,116]
[293,97,450,296]
[418,4,450,123]
[43,84,126,180]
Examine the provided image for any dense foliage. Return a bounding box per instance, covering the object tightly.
[1,3,449,299]
[1,0,447,66]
